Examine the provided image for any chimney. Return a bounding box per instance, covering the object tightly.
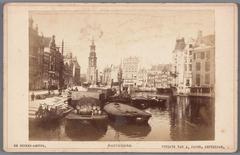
[195,30,203,46]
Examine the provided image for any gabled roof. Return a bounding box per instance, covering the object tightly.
[202,34,215,46]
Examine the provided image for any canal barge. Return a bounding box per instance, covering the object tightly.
[131,95,167,109]
[66,111,108,122]
[66,112,108,120]
[35,105,73,123]
[107,94,131,103]
[66,100,108,123]
[104,102,152,124]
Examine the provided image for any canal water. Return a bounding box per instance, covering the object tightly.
[29,93,214,141]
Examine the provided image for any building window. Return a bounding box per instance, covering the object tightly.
[189,64,192,71]
[189,50,192,55]
[206,51,210,59]
[196,74,201,86]
[201,52,205,59]
[186,79,190,86]
[205,74,210,84]
[205,61,210,71]
[197,53,201,59]
[196,62,201,71]
[184,64,187,71]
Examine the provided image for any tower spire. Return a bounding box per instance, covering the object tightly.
[90,37,96,52]
[87,37,97,85]
[91,36,95,46]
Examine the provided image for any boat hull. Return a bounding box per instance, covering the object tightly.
[131,98,166,109]
[107,96,131,104]
[104,102,151,124]
[34,107,73,124]
[66,112,108,122]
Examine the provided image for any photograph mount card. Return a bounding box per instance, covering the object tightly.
[3,3,238,152]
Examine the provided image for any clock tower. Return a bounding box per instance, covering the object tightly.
[87,39,98,85]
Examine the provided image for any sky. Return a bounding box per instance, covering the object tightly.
[31,10,214,74]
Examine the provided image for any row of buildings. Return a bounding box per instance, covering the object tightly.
[121,58,172,89]
[90,56,172,89]
[82,28,215,96]
[84,39,172,89]
[172,31,215,95]
[29,18,80,90]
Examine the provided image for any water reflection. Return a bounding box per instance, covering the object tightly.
[65,119,108,141]
[109,122,151,139]
[170,96,214,140]
[29,120,65,141]
[29,94,214,141]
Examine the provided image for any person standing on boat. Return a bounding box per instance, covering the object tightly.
[35,104,43,118]
[99,93,105,110]
[67,96,73,108]
[58,88,62,96]
[31,92,35,101]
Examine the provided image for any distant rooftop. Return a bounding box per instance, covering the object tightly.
[174,37,186,51]
[151,64,171,71]
[42,37,51,47]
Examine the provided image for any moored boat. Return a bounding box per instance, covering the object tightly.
[131,96,150,109]
[107,93,131,103]
[66,112,108,121]
[34,106,73,123]
[104,102,151,124]
[131,95,167,109]
[108,95,131,103]
[66,103,108,122]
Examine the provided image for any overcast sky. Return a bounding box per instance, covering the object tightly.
[31,10,214,74]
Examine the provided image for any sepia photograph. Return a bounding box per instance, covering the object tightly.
[3,3,237,152]
[28,9,215,141]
